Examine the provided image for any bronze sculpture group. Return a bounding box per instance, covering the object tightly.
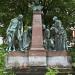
[6,15,68,52]
[43,16,67,50]
[6,14,31,51]
[6,1,68,51]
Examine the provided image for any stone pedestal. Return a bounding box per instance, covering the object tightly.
[47,51,71,67]
[29,50,47,66]
[5,51,28,69]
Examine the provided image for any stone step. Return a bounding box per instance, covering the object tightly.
[15,71,75,75]
[13,66,73,75]
[13,66,47,72]
[16,72,46,75]
[58,72,75,75]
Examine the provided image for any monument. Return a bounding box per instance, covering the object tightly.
[5,1,71,75]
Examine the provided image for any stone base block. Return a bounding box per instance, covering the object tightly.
[29,49,47,56]
[29,56,47,66]
[5,50,71,69]
[5,51,28,69]
[29,50,47,66]
[47,51,71,67]
[48,56,71,67]
[47,51,68,56]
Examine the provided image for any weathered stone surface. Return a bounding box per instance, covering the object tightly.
[29,56,47,66]
[47,51,71,67]
[47,51,68,56]
[48,56,71,67]
[5,51,28,69]
[29,50,47,66]
[31,13,43,48]
[14,66,47,75]
[29,50,46,56]
[28,12,47,66]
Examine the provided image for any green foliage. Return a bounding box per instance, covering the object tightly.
[41,0,75,26]
[0,44,15,75]
[68,46,75,62]
[67,47,75,68]
[69,50,75,62]
[40,0,75,40]
[0,0,75,40]
[0,0,33,37]
[45,67,58,75]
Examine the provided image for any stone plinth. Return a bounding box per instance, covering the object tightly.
[5,51,28,69]
[29,50,46,56]
[47,51,68,56]
[47,51,71,67]
[29,50,47,66]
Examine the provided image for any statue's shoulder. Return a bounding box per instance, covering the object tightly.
[11,18,18,23]
[55,19,62,25]
[56,19,61,23]
[46,28,50,32]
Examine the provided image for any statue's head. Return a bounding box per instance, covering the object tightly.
[28,26,32,30]
[53,16,58,21]
[43,24,46,29]
[18,14,23,20]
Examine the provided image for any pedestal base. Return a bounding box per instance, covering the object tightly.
[29,50,47,66]
[5,50,71,69]
[5,51,28,69]
[47,51,71,67]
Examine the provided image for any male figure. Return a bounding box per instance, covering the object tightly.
[50,16,67,50]
[6,14,23,51]
[43,25,54,50]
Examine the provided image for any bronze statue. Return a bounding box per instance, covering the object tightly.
[6,14,23,51]
[50,16,67,50]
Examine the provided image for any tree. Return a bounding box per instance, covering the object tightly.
[0,0,75,41]
[40,0,75,40]
[0,0,33,39]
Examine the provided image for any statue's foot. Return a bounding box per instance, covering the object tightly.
[6,48,8,51]
[53,50,56,51]
[20,49,24,51]
[8,50,12,52]
[21,50,24,51]
[13,49,16,52]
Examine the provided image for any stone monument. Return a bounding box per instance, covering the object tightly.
[5,1,71,75]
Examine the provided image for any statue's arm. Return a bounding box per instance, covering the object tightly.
[18,21,23,37]
[6,20,12,33]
